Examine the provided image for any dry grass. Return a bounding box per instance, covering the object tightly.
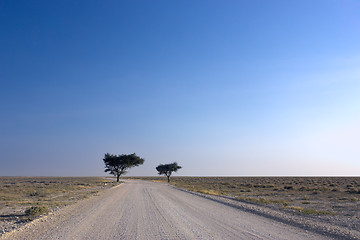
[127,176,360,218]
[0,177,117,221]
[236,196,289,207]
[287,206,335,215]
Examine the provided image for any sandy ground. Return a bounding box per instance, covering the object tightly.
[0,180,346,240]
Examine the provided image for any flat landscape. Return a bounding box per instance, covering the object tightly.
[134,176,360,215]
[0,179,348,240]
[130,176,360,237]
[1,177,359,239]
[2,1,359,239]
[0,177,117,235]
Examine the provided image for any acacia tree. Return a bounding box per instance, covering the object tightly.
[103,153,145,182]
[156,162,182,183]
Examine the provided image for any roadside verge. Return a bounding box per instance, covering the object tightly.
[171,185,359,240]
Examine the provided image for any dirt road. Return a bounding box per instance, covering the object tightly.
[3,180,333,240]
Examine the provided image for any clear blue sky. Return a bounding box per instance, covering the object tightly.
[1,0,359,176]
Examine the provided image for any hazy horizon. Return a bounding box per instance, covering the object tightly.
[1,1,359,177]
[1,175,360,178]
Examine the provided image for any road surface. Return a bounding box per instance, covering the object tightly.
[3,180,332,240]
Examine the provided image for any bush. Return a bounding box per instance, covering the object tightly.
[25,206,49,217]
[346,188,360,194]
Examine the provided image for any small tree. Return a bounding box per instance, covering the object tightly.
[156,162,182,183]
[103,153,145,182]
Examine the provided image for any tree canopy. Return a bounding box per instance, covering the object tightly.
[156,162,182,183]
[103,153,144,182]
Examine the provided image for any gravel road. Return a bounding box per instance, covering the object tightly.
[2,180,334,240]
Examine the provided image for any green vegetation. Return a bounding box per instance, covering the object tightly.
[25,206,50,217]
[103,153,145,182]
[156,162,182,183]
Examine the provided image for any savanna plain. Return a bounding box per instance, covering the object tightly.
[129,176,360,237]
[0,177,117,235]
[1,176,359,238]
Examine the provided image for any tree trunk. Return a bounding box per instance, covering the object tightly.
[167,175,170,183]
[116,174,120,182]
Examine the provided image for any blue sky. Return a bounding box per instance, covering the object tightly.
[1,0,359,176]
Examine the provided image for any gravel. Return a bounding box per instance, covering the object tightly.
[175,187,360,239]
[1,180,357,240]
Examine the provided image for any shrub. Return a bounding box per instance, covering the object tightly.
[25,206,49,217]
[346,188,360,194]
